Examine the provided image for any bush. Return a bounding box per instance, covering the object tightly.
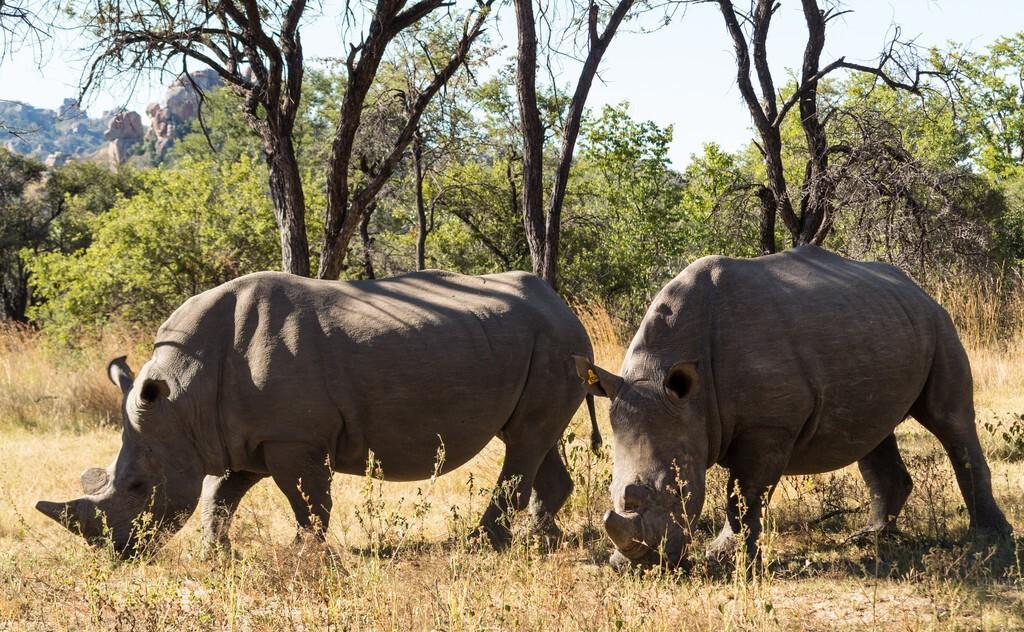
[26,157,279,341]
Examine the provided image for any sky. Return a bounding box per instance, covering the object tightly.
[1,0,1021,166]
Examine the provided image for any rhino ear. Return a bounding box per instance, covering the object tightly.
[664,361,700,400]
[572,355,623,400]
[107,356,135,396]
[80,467,110,495]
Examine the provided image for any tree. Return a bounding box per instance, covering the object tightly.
[512,0,635,289]
[820,76,1000,275]
[393,21,493,270]
[1,0,57,133]
[27,157,278,340]
[0,149,46,320]
[0,152,138,321]
[946,33,1024,177]
[709,0,946,254]
[82,0,495,278]
[942,33,1024,262]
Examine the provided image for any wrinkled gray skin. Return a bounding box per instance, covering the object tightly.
[577,246,1013,569]
[37,270,594,558]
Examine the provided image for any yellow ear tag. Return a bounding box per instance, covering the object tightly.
[586,369,600,385]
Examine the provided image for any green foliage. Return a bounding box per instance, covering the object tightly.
[560,104,688,314]
[427,159,530,274]
[11,34,1024,338]
[173,87,263,164]
[27,157,278,340]
[1,150,139,321]
[41,161,142,253]
[0,148,47,319]
[947,33,1024,177]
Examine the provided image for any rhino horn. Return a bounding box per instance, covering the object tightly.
[80,468,110,495]
[604,510,648,559]
[35,500,81,531]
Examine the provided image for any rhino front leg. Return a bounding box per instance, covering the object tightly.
[850,433,913,541]
[528,446,574,547]
[264,443,334,540]
[712,434,789,570]
[201,471,265,555]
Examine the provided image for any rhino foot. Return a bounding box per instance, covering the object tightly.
[468,523,512,551]
[528,513,565,551]
[967,524,1016,556]
[845,522,903,546]
[705,532,737,565]
[608,549,632,572]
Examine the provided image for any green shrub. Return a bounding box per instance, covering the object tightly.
[26,156,279,341]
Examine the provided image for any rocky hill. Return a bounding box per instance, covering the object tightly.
[0,98,108,164]
[0,69,223,167]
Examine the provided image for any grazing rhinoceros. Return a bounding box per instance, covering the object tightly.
[575,245,1012,569]
[37,270,599,558]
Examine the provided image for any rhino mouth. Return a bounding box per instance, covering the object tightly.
[35,496,162,560]
[603,508,688,568]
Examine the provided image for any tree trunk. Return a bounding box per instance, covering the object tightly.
[317,1,492,280]
[360,206,375,280]
[0,260,29,322]
[795,0,831,246]
[413,133,428,271]
[266,145,311,276]
[540,0,634,290]
[756,186,776,255]
[512,0,548,280]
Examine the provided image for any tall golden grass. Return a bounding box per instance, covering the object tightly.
[930,273,1024,409]
[0,322,159,432]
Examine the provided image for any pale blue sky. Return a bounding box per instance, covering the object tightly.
[1,1,1021,165]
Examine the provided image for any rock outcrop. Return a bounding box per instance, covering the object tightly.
[0,99,107,159]
[145,69,223,157]
[103,111,144,166]
[2,69,224,165]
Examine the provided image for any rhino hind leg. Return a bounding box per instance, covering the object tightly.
[910,338,1012,540]
[850,433,913,540]
[201,471,265,555]
[473,445,545,549]
[527,446,574,546]
[264,443,334,540]
[472,346,582,551]
[912,408,1012,539]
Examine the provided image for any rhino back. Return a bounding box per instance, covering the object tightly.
[631,246,952,472]
[152,270,588,479]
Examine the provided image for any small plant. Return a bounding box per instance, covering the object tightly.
[982,413,1024,462]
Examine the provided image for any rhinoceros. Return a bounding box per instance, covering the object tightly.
[575,246,1013,568]
[37,270,599,557]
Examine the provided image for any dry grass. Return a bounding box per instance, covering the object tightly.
[0,323,150,432]
[1,288,1023,631]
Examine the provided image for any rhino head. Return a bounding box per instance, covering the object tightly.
[573,355,708,569]
[36,356,205,558]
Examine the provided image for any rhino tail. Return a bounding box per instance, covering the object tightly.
[587,394,602,453]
